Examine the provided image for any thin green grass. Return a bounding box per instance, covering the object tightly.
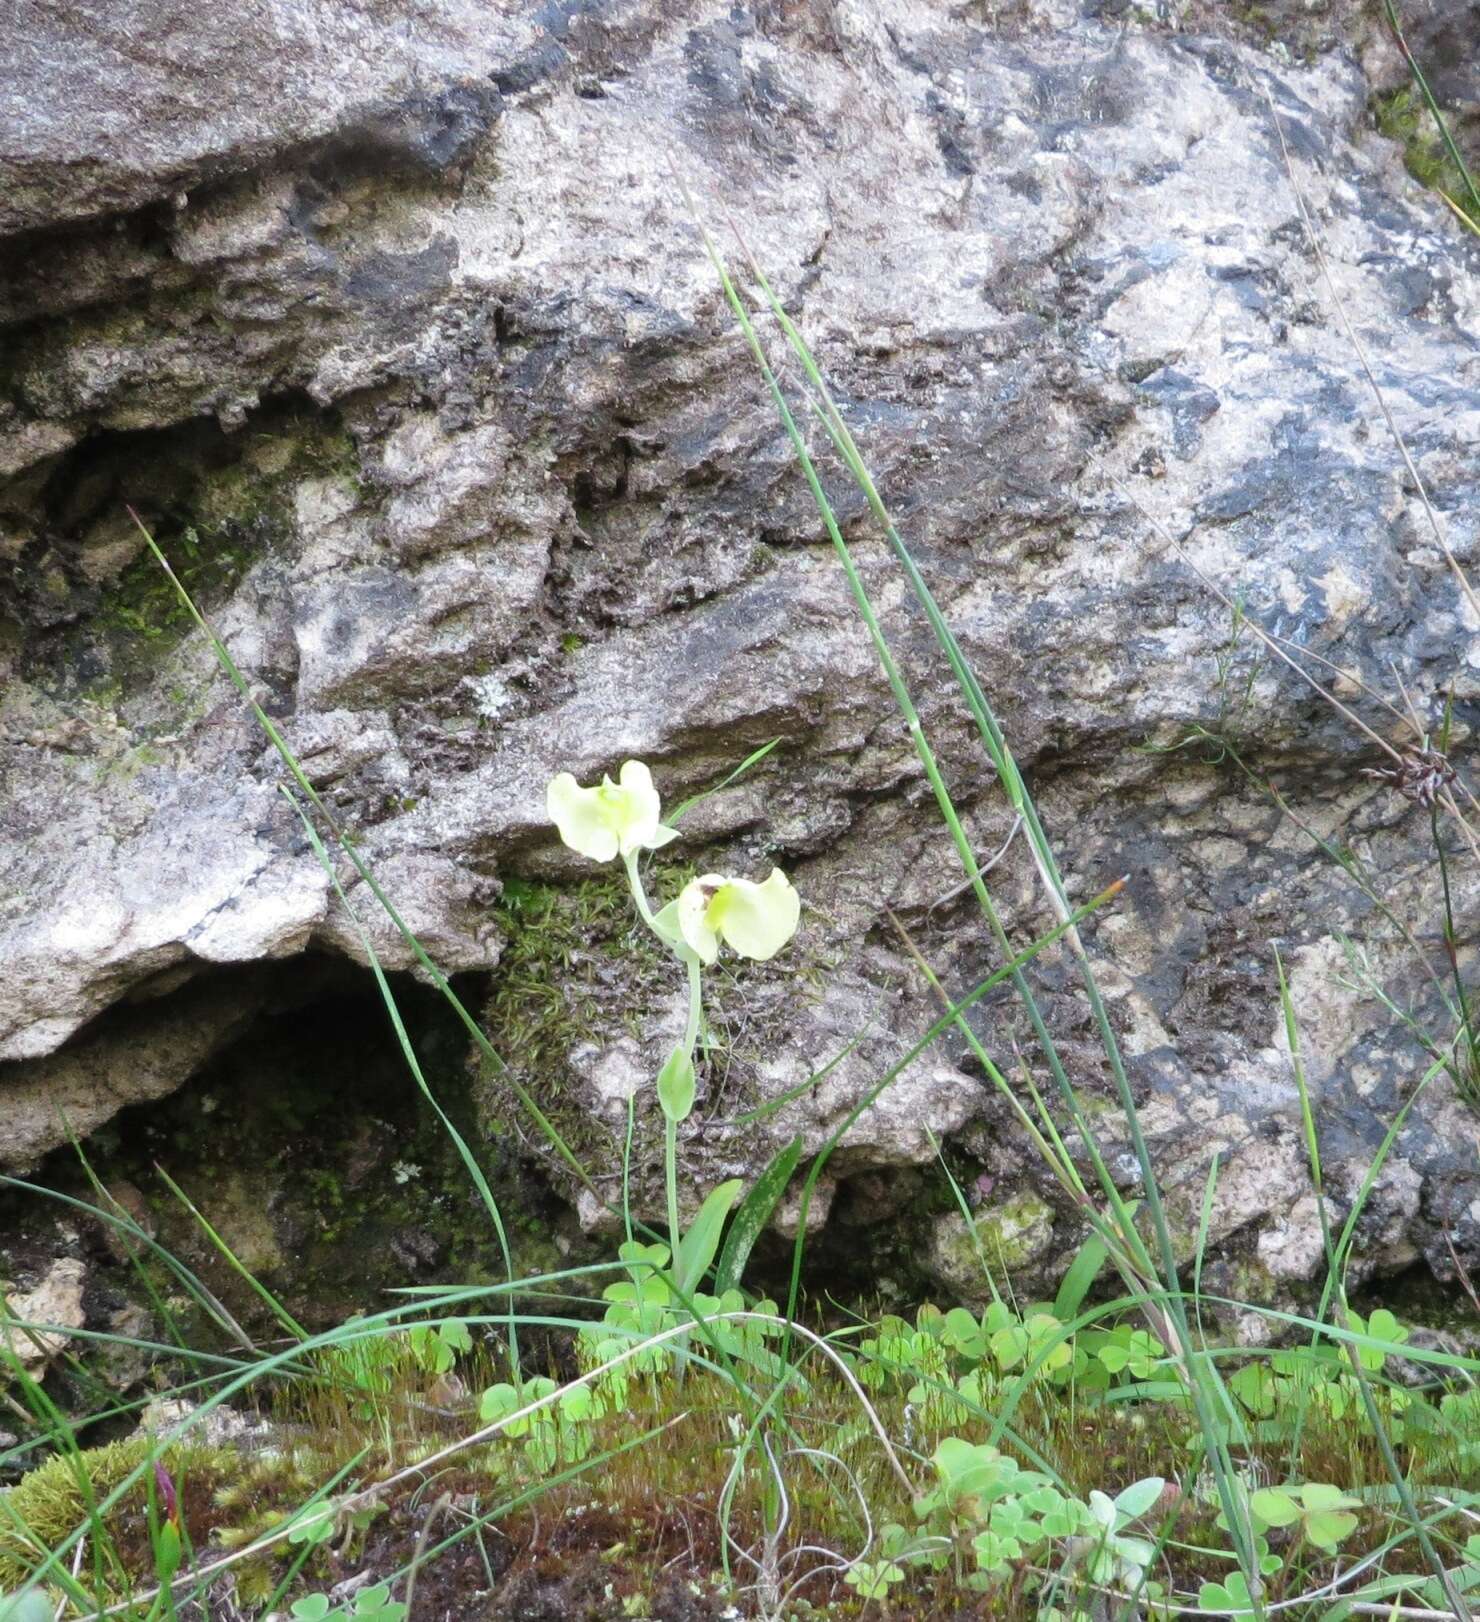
[1382,0,1480,229]
[683,198,1272,1599]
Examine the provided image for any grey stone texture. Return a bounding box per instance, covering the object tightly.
[4,0,1480,1310]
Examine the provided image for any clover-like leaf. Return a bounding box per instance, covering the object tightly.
[479,1381,520,1424]
[941,1306,988,1360]
[972,1527,1023,1574]
[617,1239,671,1272]
[1198,1572,1258,1617]
[844,1559,905,1600]
[286,1501,337,1547]
[918,1439,1028,1526]
[989,1322,1030,1369]
[1304,1506,1359,1552]
[1035,1489,1092,1540]
[1229,1362,1278,1418]
[1298,1484,1361,1551]
[1251,1488,1300,1530]
[350,1586,407,1622]
[1346,1307,1408,1373]
[1250,1483,1360,1552]
[560,1385,596,1423]
[1097,1328,1164,1380]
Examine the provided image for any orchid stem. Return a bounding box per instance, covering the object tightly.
[683,954,703,1056]
[665,1114,681,1265]
[623,851,660,935]
[667,954,705,1262]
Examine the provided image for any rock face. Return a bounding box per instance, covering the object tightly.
[4,0,1480,1313]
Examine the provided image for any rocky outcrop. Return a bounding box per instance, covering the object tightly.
[4,0,1480,1309]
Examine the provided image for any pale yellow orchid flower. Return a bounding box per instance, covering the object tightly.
[546,760,678,863]
[676,869,800,965]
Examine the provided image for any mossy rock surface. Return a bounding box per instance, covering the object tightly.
[0,1436,237,1591]
[473,860,809,1225]
[1373,84,1480,231]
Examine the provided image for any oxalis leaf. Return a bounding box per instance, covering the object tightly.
[1198,1572,1258,1617]
[287,1500,338,1546]
[1250,1483,1360,1552]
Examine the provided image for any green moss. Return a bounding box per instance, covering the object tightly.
[102,512,257,644]
[95,413,361,673]
[0,1436,238,1590]
[1373,87,1480,229]
[970,1191,1055,1273]
[476,865,699,1166]
[487,869,688,1066]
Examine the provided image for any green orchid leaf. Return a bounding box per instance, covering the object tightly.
[656,1045,696,1124]
[714,1135,803,1295]
[674,1178,743,1294]
[1113,1477,1166,1524]
[649,898,684,948]
[0,1600,54,1622]
[1053,1229,1111,1320]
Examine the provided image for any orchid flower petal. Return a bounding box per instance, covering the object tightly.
[546,771,620,862]
[708,868,800,961]
[546,760,678,863]
[677,868,800,963]
[677,872,727,965]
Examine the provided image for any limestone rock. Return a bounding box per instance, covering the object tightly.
[1,974,270,1170]
[925,1195,1058,1308]
[1,1257,86,1371]
[2,0,1480,1284]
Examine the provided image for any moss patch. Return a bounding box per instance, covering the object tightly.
[483,867,697,1069]
[1374,86,1480,230]
[100,519,265,648]
[475,863,700,1170]
[98,409,358,660]
[0,1436,238,1591]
